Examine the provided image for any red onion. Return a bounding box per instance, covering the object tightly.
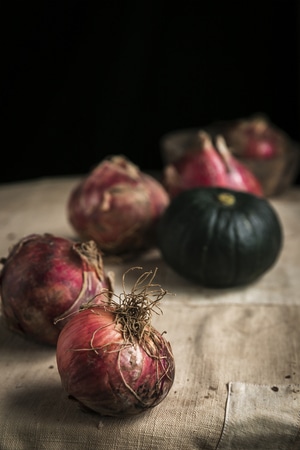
[67,155,170,255]
[215,135,263,196]
[163,131,263,198]
[56,267,175,417]
[225,115,286,159]
[163,131,228,198]
[0,233,113,345]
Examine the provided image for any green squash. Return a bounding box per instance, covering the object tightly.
[157,187,283,288]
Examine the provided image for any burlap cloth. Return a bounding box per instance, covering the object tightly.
[0,177,300,450]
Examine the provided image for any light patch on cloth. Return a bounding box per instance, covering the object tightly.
[217,382,300,450]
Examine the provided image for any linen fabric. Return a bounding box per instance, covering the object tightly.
[0,178,300,449]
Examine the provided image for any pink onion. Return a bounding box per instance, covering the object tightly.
[224,115,287,159]
[215,135,263,196]
[67,155,170,255]
[0,233,113,345]
[163,131,263,198]
[56,268,175,417]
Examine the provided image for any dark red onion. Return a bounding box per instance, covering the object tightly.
[67,155,170,255]
[0,233,113,345]
[56,268,175,417]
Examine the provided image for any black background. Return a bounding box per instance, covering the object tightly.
[1,1,299,184]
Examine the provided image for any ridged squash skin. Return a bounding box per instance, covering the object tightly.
[157,187,283,288]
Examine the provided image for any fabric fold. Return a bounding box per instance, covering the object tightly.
[217,381,300,450]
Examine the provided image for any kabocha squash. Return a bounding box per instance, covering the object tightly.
[157,187,283,288]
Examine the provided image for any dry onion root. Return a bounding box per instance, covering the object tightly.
[0,233,113,345]
[56,267,175,417]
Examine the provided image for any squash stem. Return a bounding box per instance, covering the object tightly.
[217,192,236,206]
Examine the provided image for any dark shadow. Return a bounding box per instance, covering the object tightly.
[110,248,254,301]
[0,316,56,357]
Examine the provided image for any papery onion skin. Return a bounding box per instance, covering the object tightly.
[67,155,170,255]
[0,233,113,346]
[56,305,175,417]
